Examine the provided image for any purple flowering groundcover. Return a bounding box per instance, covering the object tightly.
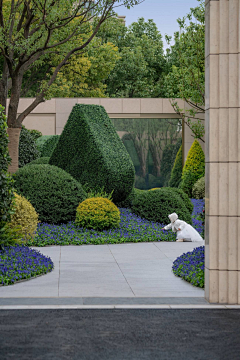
[172,246,205,288]
[0,245,54,286]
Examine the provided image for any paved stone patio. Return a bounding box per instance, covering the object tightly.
[0,242,205,304]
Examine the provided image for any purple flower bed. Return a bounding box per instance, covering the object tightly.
[28,199,205,247]
[0,245,54,286]
[172,246,205,288]
[29,208,176,246]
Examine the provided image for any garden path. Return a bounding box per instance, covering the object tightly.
[0,242,205,305]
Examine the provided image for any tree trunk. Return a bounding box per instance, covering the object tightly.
[7,128,21,174]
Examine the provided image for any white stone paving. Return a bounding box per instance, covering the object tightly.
[0,242,205,298]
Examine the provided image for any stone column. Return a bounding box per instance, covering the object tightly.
[205,0,240,304]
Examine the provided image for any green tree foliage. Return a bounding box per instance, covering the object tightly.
[96,17,166,97]
[192,176,205,199]
[180,140,205,197]
[169,145,183,188]
[163,0,205,142]
[49,104,135,203]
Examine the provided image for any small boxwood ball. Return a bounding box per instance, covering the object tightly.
[76,197,120,231]
[14,164,87,224]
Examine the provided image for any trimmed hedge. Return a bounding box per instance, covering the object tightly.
[169,144,182,188]
[165,187,193,215]
[49,104,135,203]
[192,176,205,199]
[39,135,60,157]
[131,188,192,225]
[180,140,205,197]
[14,164,87,224]
[36,135,53,153]
[114,188,143,209]
[19,125,40,167]
[26,157,50,166]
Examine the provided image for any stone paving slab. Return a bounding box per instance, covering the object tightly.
[0,242,205,299]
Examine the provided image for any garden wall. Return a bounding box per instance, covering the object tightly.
[6,98,205,164]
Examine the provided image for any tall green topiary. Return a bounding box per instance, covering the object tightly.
[180,140,205,197]
[169,145,183,188]
[19,125,40,167]
[160,138,182,186]
[14,164,87,224]
[49,104,135,203]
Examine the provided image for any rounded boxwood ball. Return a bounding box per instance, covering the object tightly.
[14,164,87,224]
[76,197,120,231]
[131,188,192,225]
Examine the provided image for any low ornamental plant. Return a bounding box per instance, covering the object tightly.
[172,246,205,288]
[0,245,54,286]
[29,208,176,246]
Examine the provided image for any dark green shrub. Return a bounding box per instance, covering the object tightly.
[0,105,15,247]
[19,125,40,167]
[28,129,42,141]
[40,135,60,157]
[14,164,87,224]
[169,145,182,188]
[165,187,193,215]
[26,157,50,165]
[115,188,146,209]
[192,176,205,199]
[131,188,192,225]
[180,140,205,197]
[135,175,147,190]
[36,135,53,154]
[49,104,135,203]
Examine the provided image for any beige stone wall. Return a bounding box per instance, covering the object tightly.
[205,0,240,304]
[14,97,203,162]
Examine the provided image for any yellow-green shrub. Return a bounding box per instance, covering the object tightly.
[180,140,205,197]
[9,193,39,242]
[76,197,120,231]
[149,188,161,191]
[192,176,205,199]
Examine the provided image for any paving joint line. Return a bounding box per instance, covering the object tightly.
[107,244,136,297]
[57,246,62,297]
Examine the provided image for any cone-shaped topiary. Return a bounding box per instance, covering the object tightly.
[39,135,59,157]
[9,193,39,242]
[131,188,192,225]
[169,145,182,188]
[14,164,87,224]
[76,197,120,231]
[49,104,135,203]
[192,176,205,199]
[180,140,205,197]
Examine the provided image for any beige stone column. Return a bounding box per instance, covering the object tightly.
[205,0,240,304]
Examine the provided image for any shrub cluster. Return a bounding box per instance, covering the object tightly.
[37,135,60,157]
[14,164,86,224]
[160,138,182,186]
[180,140,205,197]
[76,197,120,231]
[19,125,40,167]
[131,188,192,225]
[0,105,15,247]
[192,176,205,199]
[49,104,135,203]
[168,144,182,188]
